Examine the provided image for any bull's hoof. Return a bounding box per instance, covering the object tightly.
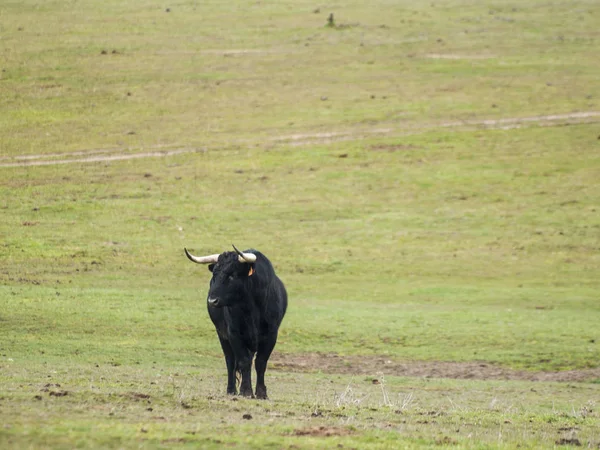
[255,386,268,400]
[240,388,254,398]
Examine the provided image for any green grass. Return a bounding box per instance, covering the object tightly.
[1,0,600,447]
[2,0,598,155]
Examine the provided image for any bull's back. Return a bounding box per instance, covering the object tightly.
[252,251,287,322]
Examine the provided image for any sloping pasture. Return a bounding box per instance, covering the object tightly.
[1,0,599,448]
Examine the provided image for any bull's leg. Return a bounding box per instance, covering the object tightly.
[236,356,254,398]
[229,337,254,398]
[218,336,237,395]
[255,332,278,400]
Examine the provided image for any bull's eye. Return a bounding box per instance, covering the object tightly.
[228,275,234,281]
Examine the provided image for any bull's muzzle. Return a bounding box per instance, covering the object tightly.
[207,297,220,307]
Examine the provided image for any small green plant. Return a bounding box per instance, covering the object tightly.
[326,12,335,27]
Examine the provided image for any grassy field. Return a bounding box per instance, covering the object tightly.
[1,0,599,448]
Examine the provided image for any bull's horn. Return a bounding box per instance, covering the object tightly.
[184,248,220,264]
[232,244,257,263]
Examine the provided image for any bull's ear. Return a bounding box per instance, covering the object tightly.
[248,265,256,277]
[208,264,215,273]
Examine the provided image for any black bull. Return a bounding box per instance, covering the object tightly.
[184,246,287,399]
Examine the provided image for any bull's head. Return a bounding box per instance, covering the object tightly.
[184,245,257,308]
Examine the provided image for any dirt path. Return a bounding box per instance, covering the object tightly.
[438,111,600,130]
[0,146,201,168]
[271,111,600,145]
[2,111,598,168]
[271,353,600,383]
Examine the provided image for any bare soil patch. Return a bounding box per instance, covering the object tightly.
[270,353,600,383]
[270,128,394,146]
[291,426,354,437]
[127,392,151,400]
[48,390,69,397]
[369,143,422,152]
[425,53,494,60]
[199,48,287,56]
[556,437,582,446]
